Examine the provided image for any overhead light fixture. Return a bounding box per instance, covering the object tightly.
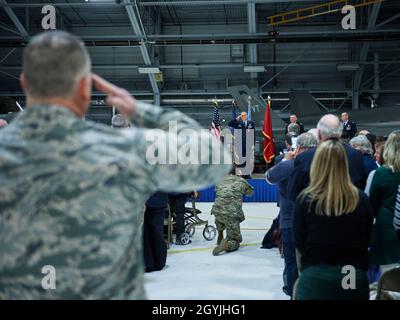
[337,64,361,71]
[138,67,161,74]
[244,65,266,73]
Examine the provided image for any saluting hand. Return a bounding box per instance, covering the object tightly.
[92,73,136,118]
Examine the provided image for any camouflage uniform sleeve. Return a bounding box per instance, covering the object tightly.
[243,179,254,197]
[127,102,232,192]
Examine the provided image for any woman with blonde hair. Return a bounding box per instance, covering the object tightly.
[293,139,373,300]
[369,131,400,270]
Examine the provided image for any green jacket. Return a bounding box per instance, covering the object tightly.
[369,166,400,265]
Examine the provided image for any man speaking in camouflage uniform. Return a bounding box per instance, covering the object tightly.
[211,168,254,256]
[0,31,231,299]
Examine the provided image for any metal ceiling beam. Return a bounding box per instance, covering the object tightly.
[0,47,15,65]
[376,12,400,29]
[4,88,400,98]
[353,2,382,109]
[2,60,400,72]
[86,29,400,40]
[247,2,257,79]
[138,0,319,6]
[122,0,160,100]
[0,22,21,36]
[267,0,386,27]
[0,2,120,8]
[1,31,398,48]
[0,0,321,7]
[260,45,313,90]
[0,69,19,80]
[361,59,398,88]
[0,0,29,40]
[3,58,400,75]
[1,29,399,41]
[374,64,400,83]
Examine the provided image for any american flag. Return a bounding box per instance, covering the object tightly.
[211,106,221,140]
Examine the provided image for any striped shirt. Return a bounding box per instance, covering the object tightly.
[394,185,400,232]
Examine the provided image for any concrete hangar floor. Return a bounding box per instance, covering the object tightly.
[144,202,287,300]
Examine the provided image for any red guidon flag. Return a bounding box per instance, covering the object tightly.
[263,97,275,164]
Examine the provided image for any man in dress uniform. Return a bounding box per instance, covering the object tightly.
[341,112,357,140]
[285,114,304,135]
[228,112,255,178]
[0,31,231,299]
[111,113,129,128]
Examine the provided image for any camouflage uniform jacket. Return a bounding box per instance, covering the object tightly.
[211,175,254,222]
[0,103,231,299]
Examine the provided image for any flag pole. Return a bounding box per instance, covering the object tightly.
[263,94,275,166]
[247,96,252,121]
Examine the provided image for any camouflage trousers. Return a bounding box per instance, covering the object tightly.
[214,215,243,252]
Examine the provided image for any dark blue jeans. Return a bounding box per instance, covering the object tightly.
[281,228,298,297]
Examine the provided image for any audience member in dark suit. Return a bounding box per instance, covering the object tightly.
[288,114,366,202]
[274,141,286,162]
[266,132,317,298]
[269,135,294,223]
[349,135,378,177]
[143,192,169,272]
[285,114,305,135]
[274,134,295,165]
[341,112,357,141]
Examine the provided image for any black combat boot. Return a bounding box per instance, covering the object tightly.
[212,239,229,256]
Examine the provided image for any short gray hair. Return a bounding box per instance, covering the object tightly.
[112,114,128,128]
[308,128,318,140]
[358,130,370,136]
[317,114,342,140]
[23,31,91,99]
[350,135,373,155]
[297,132,318,149]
